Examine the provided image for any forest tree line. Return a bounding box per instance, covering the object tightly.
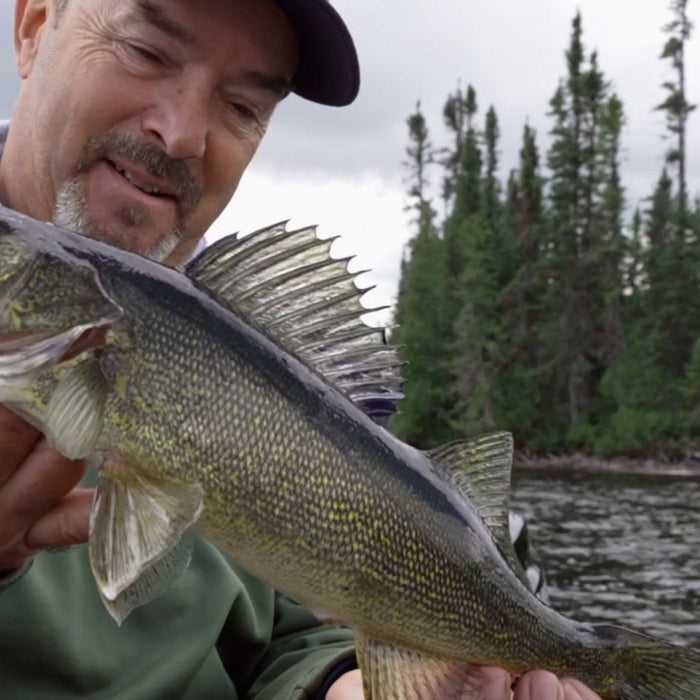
[390,2,700,459]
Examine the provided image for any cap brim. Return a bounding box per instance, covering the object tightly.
[274,0,360,106]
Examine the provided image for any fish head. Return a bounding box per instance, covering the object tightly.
[0,214,122,389]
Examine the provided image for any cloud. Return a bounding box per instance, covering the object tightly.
[207,168,411,325]
[0,4,19,116]
[2,0,700,319]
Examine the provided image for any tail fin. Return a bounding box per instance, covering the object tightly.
[593,624,700,699]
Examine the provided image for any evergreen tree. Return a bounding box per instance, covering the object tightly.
[599,171,679,455]
[653,0,700,382]
[480,106,504,231]
[440,85,478,212]
[432,88,486,439]
[656,0,695,235]
[541,13,625,446]
[499,125,549,442]
[390,5,700,460]
[391,104,453,447]
[604,0,700,456]
[451,107,519,437]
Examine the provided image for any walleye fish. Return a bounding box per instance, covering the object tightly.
[0,206,699,700]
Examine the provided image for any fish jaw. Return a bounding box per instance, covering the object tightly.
[0,222,122,395]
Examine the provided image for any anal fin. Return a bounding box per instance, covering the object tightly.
[89,458,204,623]
[355,631,486,700]
[100,530,196,625]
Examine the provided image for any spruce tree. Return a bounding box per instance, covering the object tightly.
[451,107,519,437]
[541,13,626,447]
[656,0,695,235]
[391,104,453,447]
[599,171,681,454]
[606,0,700,456]
[499,125,549,443]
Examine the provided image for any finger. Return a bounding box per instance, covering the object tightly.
[561,678,603,700]
[25,488,93,549]
[0,405,42,488]
[324,669,363,700]
[514,670,564,700]
[0,439,87,551]
[478,666,513,700]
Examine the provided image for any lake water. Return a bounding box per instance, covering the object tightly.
[510,471,700,647]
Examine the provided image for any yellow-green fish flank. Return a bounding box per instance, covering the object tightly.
[0,208,699,699]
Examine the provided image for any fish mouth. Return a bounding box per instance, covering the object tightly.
[0,325,108,356]
[0,323,112,389]
[61,326,109,360]
[0,330,55,352]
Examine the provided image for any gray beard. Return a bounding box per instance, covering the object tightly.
[54,176,181,263]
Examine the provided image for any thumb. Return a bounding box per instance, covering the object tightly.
[25,488,93,550]
[514,671,565,700]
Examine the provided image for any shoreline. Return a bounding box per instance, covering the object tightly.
[513,452,700,478]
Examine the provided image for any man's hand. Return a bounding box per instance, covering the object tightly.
[324,667,602,699]
[0,406,92,573]
[511,670,603,700]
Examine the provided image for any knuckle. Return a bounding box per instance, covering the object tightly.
[0,538,34,572]
[57,512,90,545]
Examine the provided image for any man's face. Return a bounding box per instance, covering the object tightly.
[9,0,299,264]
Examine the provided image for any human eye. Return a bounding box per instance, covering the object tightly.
[125,41,166,65]
[219,86,276,135]
[230,102,259,122]
[222,95,267,131]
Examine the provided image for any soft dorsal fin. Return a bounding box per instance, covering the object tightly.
[186,222,404,425]
[354,629,486,699]
[428,432,530,585]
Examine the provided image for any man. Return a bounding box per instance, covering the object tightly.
[0,1,600,697]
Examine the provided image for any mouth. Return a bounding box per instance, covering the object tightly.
[108,159,178,203]
[0,324,109,387]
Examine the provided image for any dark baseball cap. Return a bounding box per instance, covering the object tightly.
[273,0,360,106]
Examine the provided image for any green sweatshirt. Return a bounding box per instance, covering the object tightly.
[0,120,356,698]
[0,537,355,699]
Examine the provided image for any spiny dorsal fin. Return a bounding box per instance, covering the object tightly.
[186,222,404,425]
[429,432,530,586]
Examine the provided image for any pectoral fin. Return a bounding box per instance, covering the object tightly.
[46,355,109,459]
[89,459,204,623]
[354,631,486,700]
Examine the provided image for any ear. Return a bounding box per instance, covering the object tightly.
[15,0,50,79]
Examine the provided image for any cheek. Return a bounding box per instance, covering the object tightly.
[202,135,259,214]
[74,68,151,125]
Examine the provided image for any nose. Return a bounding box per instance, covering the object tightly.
[141,77,210,160]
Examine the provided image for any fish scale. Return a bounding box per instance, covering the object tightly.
[1,208,700,699]
[49,247,552,652]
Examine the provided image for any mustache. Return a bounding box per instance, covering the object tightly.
[78,134,202,215]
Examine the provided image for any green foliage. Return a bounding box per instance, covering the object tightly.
[391,103,454,448]
[392,7,700,462]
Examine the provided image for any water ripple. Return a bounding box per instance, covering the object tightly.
[511,472,700,646]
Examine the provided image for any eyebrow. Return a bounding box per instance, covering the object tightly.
[240,71,293,99]
[131,0,196,45]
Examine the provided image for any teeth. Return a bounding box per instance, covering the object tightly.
[114,165,163,196]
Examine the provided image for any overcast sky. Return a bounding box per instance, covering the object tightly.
[1,1,698,323]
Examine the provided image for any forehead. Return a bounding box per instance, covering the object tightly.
[125,0,295,40]
[125,0,197,44]
[75,0,299,77]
